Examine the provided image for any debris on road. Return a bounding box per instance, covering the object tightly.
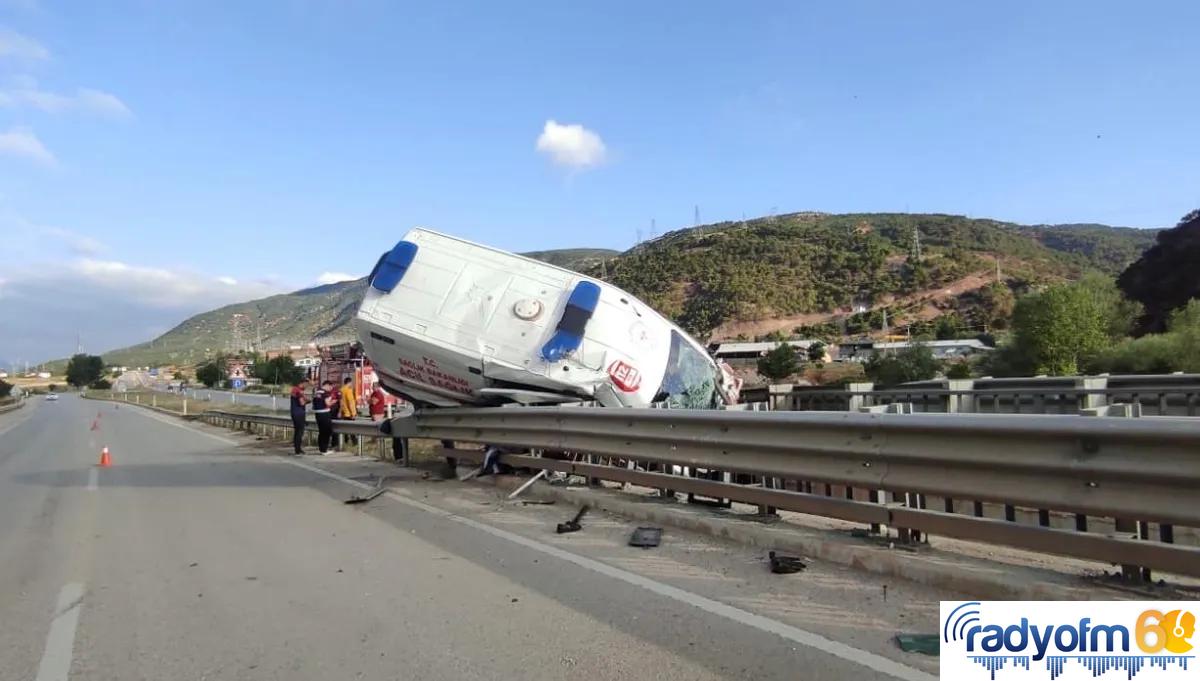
[556,505,588,534]
[768,551,806,574]
[506,469,548,499]
[345,477,390,505]
[521,499,555,506]
[895,633,939,656]
[629,526,662,548]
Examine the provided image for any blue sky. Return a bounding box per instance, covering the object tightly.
[1,1,1198,364]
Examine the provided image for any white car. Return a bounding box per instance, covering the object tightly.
[45,393,59,401]
[356,228,741,409]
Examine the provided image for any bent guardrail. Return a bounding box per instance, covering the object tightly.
[201,407,1200,580]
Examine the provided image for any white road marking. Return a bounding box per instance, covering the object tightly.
[86,467,98,491]
[283,458,935,681]
[34,582,85,681]
[121,403,241,446]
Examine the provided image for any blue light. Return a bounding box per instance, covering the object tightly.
[540,280,601,362]
[370,240,418,293]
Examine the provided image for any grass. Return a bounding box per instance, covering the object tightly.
[83,390,272,416]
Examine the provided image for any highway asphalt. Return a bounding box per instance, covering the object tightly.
[0,395,949,680]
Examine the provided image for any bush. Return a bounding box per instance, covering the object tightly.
[864,344,939,387]
[806,341,827,363]
[195,361,223,388]
[1087,300,1200,374]
[90,378,113,390]
[251,356,305,385]
[48,383,59,392]
[757,343,799,381]
[945,361,972,379]
[0,379,12,399]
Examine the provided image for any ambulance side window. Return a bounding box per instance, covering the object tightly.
[655,331,720,409]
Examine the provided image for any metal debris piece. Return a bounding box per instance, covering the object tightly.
[507,469,548,499]
[556,505,588,534]
[768,551,806,574]
[895,633,940,656]
[629,526,662,548]
[521,499,556,506]
[345,477,389,505]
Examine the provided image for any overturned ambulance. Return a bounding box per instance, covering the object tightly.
[355,228,741,409]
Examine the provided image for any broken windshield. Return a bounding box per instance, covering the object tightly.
[655,331,721,409]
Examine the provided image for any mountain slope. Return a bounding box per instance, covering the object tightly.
[102,216,1157,367]
[100,248,617,367]
[587,213,1157,339]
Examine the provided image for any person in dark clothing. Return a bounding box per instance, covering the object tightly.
[313,380,335,454]
[289,379,310,454]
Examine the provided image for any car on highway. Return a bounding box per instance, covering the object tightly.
[44,393,58,401]
[356,228,741,409]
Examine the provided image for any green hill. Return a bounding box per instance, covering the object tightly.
[587,213,1157,339]
[100,248,618,368]
[101,216,1158,367]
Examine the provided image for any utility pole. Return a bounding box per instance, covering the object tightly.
[694,205,700,227]
[910,226,922,262]
[995,256,1002,284]
[881,308,889,337]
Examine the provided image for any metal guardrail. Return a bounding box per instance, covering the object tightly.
[201,407,1200,579]
[742,375,1200,416]
[0,397,25,415]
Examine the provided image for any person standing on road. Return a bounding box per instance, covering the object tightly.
[289,379,310,455]
[339,377,357,420]
[313,380,335,454]
[368,384,387,422]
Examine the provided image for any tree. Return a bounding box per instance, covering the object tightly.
[757,343,799,381]
[0,379,12,399]
[864,344,939,387]
[1117,208,1200,334]
[90,378,113,390]
[251,356,304,385]
[806,341,827,363]
[173,371,186,380]
[65,354,104,387]
[195,361,223,388]
[1008,282,1108,378]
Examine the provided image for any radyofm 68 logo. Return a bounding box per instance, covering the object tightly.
[940,601,1197,680]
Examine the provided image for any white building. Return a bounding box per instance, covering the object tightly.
[840,339,993,361]
[711,340,830,363]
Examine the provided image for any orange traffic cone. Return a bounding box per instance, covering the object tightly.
[99,447,112,467]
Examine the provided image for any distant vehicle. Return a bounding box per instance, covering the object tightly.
[356,228,741,409]
[45,393,59,401]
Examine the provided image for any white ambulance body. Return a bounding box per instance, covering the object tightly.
[355,228,740,409]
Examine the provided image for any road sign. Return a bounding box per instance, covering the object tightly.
[231,378,245,390]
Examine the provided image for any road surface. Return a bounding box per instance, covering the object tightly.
[0,395,952,680]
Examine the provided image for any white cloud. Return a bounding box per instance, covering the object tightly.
[316,271,357,285]
[216,276,237,285]
[0,27,48,60]
[42,225,105,255]
[535,119,607,170]
[0,82,131,118]
[0,126,55,165]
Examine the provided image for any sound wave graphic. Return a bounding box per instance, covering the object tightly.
[971,655,1193,680]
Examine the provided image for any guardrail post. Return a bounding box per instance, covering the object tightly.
[944,380,976,413]
[183,399,188,416]
[767,384,793,411]
[1077,377,1108,411]
[846,383,874,411]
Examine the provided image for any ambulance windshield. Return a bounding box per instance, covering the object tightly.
[655,331,721,409]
